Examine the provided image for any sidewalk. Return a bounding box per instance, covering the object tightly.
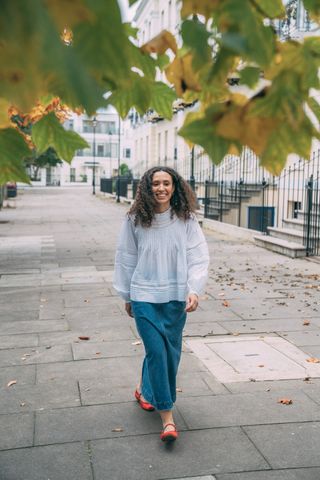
[1,186,320,480]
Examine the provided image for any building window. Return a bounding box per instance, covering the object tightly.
[65,119,74,130]
[97,121,116,134]
[123,148,131,158]
[97,145,104,157]
[105,143,119,157]
[83,120,93,133]
[70,168,76,182]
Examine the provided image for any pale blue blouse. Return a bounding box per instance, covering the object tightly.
[113,208,209,303]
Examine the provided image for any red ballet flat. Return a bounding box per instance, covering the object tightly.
[160,423,179,442]
[134,390,155,412]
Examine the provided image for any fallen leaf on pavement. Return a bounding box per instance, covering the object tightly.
[278,398,293,405]
[303,320,310,326]
[78,336,90,341]
[7,380,17,387]
[222,300,230,307]
[112,427,124,432]
[176,387,183,392]
[306,357,320,363]
[258,365,265,368]
[132,341,142,345]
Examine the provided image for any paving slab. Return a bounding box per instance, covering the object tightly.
[0,344,72,366]
[38,326,138,346]
[0,319,68,335]
[186,309,242,323]
[0,365,36,387]
[173,477,216,480]
[183,322,229,337]
[175,371,229,396]
[301,345,320,358]
[244,422,320,469]
[72,339,144,360]
[0,380,80,414]
[90,428,269,480]
[225,298,320,320]
[0,310,39,322]
[225,378,320,394]
[0,333,39,349]
[219,319,320,334]
[278,330,320,346]
[177,391,320,429]
[0,442,93,480]
[185,335,320,382]
[36,356,143,383]
[34,402,187,445]
[0,412,34,450]
[216,468,320,479]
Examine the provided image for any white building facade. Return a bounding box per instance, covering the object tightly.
[37,108,132,187]
[129,0,319,184]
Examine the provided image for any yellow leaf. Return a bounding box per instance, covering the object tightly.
[181,53,202,92]
[165,53,201,97]
[277,398,293,405]
[181,0,220,19]
[306,357,320,364]
[141,30,177,55]
[216,100,278,157]
[45,0,94,30]
[0,98,12,128]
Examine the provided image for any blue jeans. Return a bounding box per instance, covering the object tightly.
[131,300,187,411]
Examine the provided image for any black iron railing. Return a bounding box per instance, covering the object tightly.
[203,148,320,256]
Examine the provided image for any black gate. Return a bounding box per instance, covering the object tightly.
[304,175,320,256]
[248,206,275,232]
[100,178,113,194]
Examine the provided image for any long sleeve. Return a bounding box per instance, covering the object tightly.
[186,217,209,296]
[113,216,138,302]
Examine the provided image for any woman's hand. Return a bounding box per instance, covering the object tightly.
[185,293,199,312]
[125,302,134,318]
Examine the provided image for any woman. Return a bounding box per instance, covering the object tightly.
[113,166,209,442]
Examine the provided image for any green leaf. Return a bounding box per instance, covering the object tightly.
[240,66,261,87]
[179,118,230,164]
[303,0,320,20]
[157,54,171,70]
[73,0,131,87]
[0,128,31,183]
[220,33,248,55]
[307,96,320,121]
[252,0,285,18]
[181,19,211,65]
[149,82,176,120]
[32,112,89,162]
[217,0,276,67]
[128,0,139,5]
[109,75,151,117]
[128,43,157,80]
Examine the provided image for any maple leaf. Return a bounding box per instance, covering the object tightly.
[278,398,293,405]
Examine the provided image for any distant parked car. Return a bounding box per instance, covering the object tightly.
[6,182,17,198]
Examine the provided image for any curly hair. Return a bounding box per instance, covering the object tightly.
[128,166,197,227]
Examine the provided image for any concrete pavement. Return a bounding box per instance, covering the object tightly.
[0,186,320,480]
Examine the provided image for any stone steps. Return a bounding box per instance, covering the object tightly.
[254,234,306,258]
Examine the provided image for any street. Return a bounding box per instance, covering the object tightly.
[0,187,320,480]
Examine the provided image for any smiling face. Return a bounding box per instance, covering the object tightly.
[151,171,175,213]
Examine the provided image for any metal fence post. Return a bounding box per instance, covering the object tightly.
[305,175,313,256]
